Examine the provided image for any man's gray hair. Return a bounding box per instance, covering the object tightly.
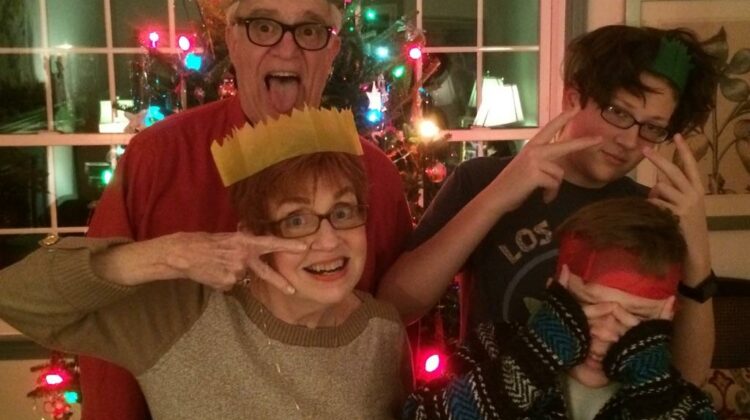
[224,1,343,29]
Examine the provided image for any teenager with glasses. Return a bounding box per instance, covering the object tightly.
[0,108,412,419]
[78,0,413,418]
[378,25,719,387]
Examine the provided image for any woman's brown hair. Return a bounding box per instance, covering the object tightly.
[229,152,367,235]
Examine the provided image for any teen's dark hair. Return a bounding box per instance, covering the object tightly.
[564,25,718,137]
[556,198,687,275]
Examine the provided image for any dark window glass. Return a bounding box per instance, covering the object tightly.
[423,0,477,46]
[0,0,41,48]
[50,54,109,133]
[423,53,477,130]
[114,54,144,105]
[0,55,46,133]
[47,0,106,47]
[0,235,46,269]
[54,146,113,227]
[111,0,168,47]
[0,147,50,229]
[484,0,540,46]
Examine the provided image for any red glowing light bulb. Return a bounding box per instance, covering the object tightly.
[408,46,423,60]
[177,35,192,52]
[44,373,64,386]
[424,354,441,373]
[148,31,160,48]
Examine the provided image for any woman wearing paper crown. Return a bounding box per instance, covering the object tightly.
[0,107,412,419]
[403,198,717,419]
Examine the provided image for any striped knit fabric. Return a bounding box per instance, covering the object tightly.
[403,286,717,420]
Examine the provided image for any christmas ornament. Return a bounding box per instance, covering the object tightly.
[425,161,447,184]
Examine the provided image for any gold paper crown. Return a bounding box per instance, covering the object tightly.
[211,107,363,186]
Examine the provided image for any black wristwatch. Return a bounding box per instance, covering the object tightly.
[678,270,718,303]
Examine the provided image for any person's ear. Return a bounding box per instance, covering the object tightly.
[562,86,581,111]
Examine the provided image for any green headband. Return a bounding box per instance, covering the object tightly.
[648,38,694,94]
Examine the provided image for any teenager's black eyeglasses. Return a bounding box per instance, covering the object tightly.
[600,104,671,144]
[234,17,336,51]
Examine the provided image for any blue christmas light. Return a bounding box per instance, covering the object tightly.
[366,109,383,124]
[63,391,80,404]
[374,46,390,60]
[184,53,203,71]
[145,106,165,127]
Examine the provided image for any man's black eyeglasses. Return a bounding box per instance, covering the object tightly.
[235,17,336,51]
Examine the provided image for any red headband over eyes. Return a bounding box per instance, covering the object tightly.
[557,234,681,300]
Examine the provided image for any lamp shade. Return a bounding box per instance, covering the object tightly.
[469,77,523,127]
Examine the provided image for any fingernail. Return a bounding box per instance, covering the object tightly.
[286,286,296,295]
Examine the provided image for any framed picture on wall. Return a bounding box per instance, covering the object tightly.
[627,0,750,231]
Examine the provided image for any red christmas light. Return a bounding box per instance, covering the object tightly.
[417,348,447,382]
[408,45,423,60]
[148,31,160,48]
[177,35,192,52]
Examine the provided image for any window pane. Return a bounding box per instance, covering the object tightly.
[0,0,41,48]
[54,146,113,227]
[47,0,105,47]
[423,0,477,46]
[114,54,143,105]
[482,52,539,128]
[0,235,46,269]
[0,55,46,133]
[51,54,109,133]
[175,0,204,34]
[424,53,477,130]
[484,0,539,46]
[112,0,168,48]
[0,147,50,229]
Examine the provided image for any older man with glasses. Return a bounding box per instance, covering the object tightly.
[80,1,412,419]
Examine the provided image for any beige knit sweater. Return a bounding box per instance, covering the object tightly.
[0,237,410,419]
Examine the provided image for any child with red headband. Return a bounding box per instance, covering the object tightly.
[403,198,716,419]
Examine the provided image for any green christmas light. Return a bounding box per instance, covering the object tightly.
[364,8,378,22]
[392,65,406,79]
[102,169,113,185]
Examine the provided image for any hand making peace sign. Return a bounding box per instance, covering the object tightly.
[486,107,602,212]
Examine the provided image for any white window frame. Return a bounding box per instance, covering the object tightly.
[419,0,567,142]
[0,0,566,237]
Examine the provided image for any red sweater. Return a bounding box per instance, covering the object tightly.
[83,96,413,420]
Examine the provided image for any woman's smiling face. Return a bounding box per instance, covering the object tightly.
[267,178,366,307]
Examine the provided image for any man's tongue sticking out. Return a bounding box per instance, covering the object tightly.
[268,76,301,114]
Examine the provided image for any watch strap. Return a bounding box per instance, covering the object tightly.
[678,270,718,303]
